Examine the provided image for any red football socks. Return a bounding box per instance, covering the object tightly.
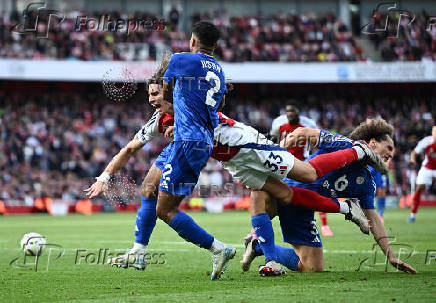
[290,186,340,213]
[308,148,358,178]
[319,212,328,226]
[411,191,421,214]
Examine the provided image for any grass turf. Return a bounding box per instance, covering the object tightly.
[1,208,436,302]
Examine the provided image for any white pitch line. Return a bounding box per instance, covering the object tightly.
[0,247,430,254]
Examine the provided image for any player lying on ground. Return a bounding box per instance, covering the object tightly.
[240,121,417,275]
[408,126,436,222]
[211,111,385,234]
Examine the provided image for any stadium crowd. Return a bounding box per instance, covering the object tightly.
[0,85,434,205]
[1,8,435,62]
[366,11,436,61]
[1,9,362,62]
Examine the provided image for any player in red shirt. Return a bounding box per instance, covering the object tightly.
[408,126,436,222]
[271,104,333,236]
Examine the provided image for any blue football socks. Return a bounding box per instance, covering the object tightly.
[168,211,214,249]
[275,245,300,271]
[134,196,158,246]
[253,241,300,271]
[251,213,276,261]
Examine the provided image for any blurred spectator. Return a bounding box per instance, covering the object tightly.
[0,10,363,62]
[367,11,436,61]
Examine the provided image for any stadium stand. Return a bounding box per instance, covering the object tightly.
[0,82,434,206]
[1,9,434,62]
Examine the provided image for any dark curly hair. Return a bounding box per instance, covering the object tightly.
[192,21,220,49]
[349,118,394,142]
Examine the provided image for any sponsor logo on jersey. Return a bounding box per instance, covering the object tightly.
[356,176,365,185]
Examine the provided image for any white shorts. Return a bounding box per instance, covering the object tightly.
[223,147,295,190]
[416,167,436,186]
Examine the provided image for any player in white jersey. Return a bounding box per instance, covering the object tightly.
[408,126,436,222]
[88,57,387,275]
[211,111,391,234]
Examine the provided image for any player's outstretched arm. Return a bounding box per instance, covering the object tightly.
[280,127,320,150]
[363,209,417,274]
[84,139,144,198]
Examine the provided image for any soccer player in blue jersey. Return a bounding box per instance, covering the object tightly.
[241,119,417,275]
[156,21,233,280]
[368,166,389,223]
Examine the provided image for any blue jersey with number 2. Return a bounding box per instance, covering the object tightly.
[164,52,227,145]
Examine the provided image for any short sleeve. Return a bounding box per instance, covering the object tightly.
[414,136,431,154]
[369,168,383,188]
[271,115,286,138]
[359,176,376,209]
[300,116,317,129]
[359,194,376,209]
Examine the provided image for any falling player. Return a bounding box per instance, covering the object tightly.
[87,50,388,277]
[408,126,436,222]
[241,120,417,275]
[84,56,176,270]
[271,104,333,236]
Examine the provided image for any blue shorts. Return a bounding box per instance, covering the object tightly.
[155,142,174,170]
[277,178,324,247]
[158,141,212,196]
[276,202,323,248]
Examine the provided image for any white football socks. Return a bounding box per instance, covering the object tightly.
[339,201,350,214]
[131,242,147,254]
[209,239,224,254]
[352,146,366,160]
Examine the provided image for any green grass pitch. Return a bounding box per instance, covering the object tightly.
[1,208,436,302]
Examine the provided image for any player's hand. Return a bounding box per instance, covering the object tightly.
[280,132,294,149]
[84,181,108,199]
[164,126,174,139]
[389,257,417,274]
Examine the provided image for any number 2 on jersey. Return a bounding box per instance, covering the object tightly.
[205,71,220,107]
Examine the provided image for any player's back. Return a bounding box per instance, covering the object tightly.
[164,52,226,146]
[214,113,273,147]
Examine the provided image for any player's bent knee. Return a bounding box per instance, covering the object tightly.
[156,204,169,222]
[300,262,324,273]
[302,167,318,183]
[141,183,157,198]
[416,184,426,193]
[279,188,294,205]
[141,177,158,198]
